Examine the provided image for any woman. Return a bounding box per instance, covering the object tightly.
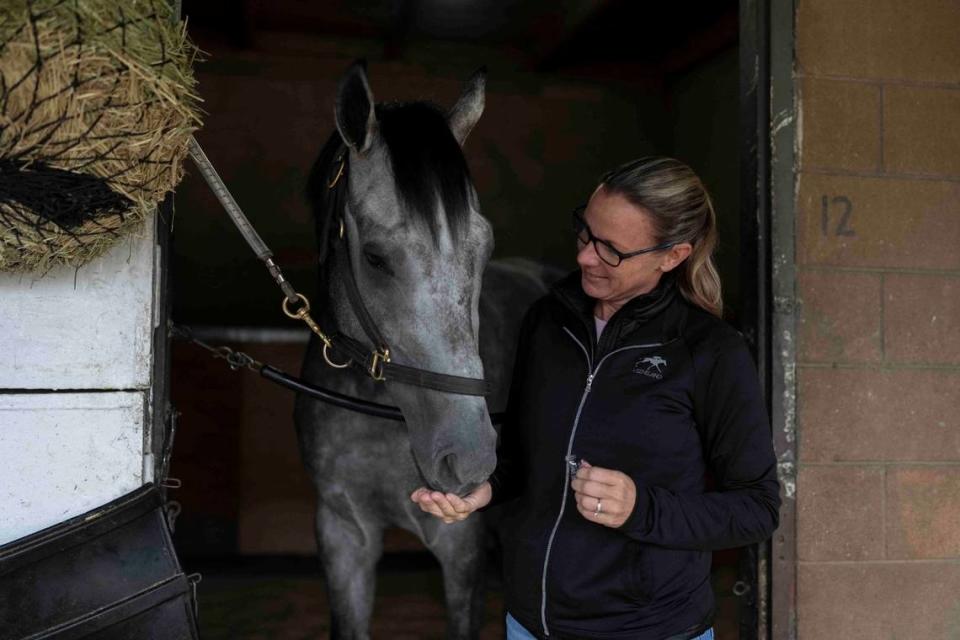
[411,157,781,640]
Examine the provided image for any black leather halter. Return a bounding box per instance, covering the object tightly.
[319,147,491,397]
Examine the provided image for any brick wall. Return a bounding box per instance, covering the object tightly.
[794,0,960,637]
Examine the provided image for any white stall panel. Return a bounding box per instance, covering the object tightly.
[0,217,156,390]
[0,392,145,545]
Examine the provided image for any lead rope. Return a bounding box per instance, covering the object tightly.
[187,137,346,370]
[187,138,294,302]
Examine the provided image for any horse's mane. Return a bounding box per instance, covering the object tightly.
[306,101,472,260]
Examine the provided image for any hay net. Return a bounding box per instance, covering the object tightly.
[0,0,202,272]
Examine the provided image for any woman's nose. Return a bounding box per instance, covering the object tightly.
[576,241,600,267]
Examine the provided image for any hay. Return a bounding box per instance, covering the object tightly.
[0,0,202,272]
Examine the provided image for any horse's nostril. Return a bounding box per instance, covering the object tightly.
[441,453,459,482]
[436,449,493,494]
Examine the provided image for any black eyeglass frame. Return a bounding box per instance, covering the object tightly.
[572,205,675,267]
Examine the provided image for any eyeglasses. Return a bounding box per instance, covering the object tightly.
[572,205,674,267]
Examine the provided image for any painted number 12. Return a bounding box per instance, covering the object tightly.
[821,195,855,237]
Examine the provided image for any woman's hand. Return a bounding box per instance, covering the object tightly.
[410,481,492,524]
[571,461,637,528]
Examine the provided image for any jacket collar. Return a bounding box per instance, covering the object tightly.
[551,269,684,352]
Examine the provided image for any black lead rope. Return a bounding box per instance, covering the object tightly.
[261,365,406,421]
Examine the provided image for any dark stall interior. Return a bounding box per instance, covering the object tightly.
[169,1,745,638]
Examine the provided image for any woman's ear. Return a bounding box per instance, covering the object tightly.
[659,243,692,272]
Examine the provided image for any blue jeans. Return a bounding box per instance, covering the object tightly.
[505,613,715,640]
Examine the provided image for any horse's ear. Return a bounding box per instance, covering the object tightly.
[448,67,486,146]
[335,60,377,154]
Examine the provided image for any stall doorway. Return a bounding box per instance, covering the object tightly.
[161,1,785,638]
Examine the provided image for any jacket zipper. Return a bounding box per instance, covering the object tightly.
[539,328,663,636]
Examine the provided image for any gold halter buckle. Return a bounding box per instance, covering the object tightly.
[370,348,390,381]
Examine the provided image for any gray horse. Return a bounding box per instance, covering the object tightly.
[294,63,554,639]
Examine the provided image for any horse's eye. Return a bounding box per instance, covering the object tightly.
[363,249,390,273]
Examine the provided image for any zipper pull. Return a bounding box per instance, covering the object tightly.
[585,373,594,392]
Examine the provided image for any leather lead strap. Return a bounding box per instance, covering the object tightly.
[189,137,298,303]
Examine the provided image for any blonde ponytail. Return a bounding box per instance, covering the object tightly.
[600,157,723,317]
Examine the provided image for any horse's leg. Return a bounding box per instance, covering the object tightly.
[316,499,382,640]
[425,519,486,640]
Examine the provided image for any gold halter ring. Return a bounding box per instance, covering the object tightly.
[322,342,351,370]
[328,156,346,189]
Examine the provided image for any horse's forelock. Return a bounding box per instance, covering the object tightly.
[375,102,472,245]
[307,102,474,257]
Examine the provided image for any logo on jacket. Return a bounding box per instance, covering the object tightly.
[633,356,667,379]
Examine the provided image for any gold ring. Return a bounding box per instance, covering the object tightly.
[322,342,351,369]
[594,499,603,516]
[328,157,346,189]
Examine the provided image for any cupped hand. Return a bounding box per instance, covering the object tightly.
[570,461,637,528]
[410,481,492,524]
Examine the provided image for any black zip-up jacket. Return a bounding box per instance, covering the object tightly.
[489,271,781,640]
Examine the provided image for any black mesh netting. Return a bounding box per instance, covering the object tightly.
[0,0,201,272]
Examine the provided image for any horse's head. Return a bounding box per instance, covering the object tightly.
[309,62,496,495]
